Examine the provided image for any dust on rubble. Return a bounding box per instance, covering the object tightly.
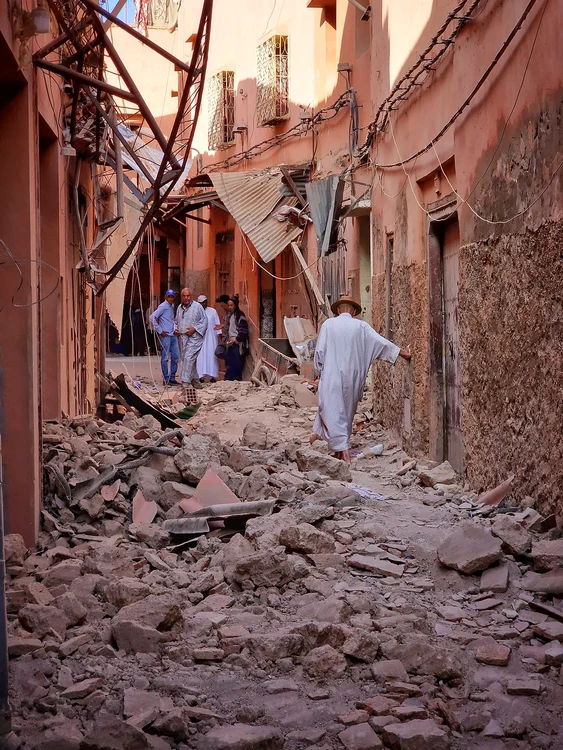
[4,379,563,749]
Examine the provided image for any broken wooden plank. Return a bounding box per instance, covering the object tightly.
[290,242,325,310]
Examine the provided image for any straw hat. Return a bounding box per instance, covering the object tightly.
[331,294,362,316]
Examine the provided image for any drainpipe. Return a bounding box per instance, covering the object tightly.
[0,436,14,748]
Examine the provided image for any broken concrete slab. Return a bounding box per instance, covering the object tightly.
[348,554,404,578]
[295,447,352,481]
[437,523,503,574]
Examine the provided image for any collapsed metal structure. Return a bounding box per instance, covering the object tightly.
[33,0,213,294]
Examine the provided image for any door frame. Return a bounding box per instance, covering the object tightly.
[426,193,457,463]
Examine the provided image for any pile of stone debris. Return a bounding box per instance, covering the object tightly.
[3,404,563,750]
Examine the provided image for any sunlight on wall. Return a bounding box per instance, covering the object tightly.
[383,0,434,87]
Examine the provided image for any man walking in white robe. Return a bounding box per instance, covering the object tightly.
[196,295,221,382]
[312,295,411,462]
[174,288,208,390]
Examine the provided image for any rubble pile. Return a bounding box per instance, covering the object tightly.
[4,383,563,749]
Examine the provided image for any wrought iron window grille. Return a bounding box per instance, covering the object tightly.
[256,35,289,126]
[208,71,236,150]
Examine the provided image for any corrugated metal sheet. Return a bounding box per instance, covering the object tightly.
[210,171,303,263]
[306,176,344,256]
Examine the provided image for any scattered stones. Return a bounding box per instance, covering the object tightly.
[302,645,348,679]
[506,677,542,696]
[521,568,563,595]
[348,555,404,578]
[80,715,151,749]
[437,523,503,574]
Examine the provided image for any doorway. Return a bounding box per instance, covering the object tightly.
[259,261,276,338]
[428,203,464,473]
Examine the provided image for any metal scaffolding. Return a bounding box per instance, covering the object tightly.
[33,0,213,294]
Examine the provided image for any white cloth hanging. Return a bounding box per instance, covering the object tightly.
[312,313,400,452]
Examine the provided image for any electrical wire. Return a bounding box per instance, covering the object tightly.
[0,240,60,311]
[240,232,321,282]
[372,0,542,169]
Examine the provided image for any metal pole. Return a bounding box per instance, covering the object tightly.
[0,436,13,740]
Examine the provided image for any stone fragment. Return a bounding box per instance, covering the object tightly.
[82,546,136,578]
[150,710,188,741]
[200,723,284,750]
[80,715,151,749]
[532,620,563,641]
[339,710,371,725]
[474,597,501,611]
[418,461,457,488]
[174,429,222,483]
[232,546,304,588]
[279,523,336,554]
[387,642,461,680]
[506,677,541,695]
[302,644,347,679]
[521,568,563,595]
[382,719,450,750]
[61,677,103,700]
[247,632,303,661]
[482,719,504,739]
[342,630,381,662]
[348,554,404,578]
[79,494,105,519]
[531,539,563,572]
[242,421,270,449]
[53,592,87,626]
[161,481,195,511]
[7,635,42,656]
[437,523,502,574]
[18,603,69,638]
[5,533,27,566]
[60,633,93,657]
[103,578,151,610]
[358,695,397,716]
[435,605,466,621]
[371,660,408,682]
[480,564,509,593]
[338,724,382,750]
[491,516,531,556]
[544,641,563,666]
[42,559,83,587]
[193,647,224,661]
[295,447,352,481]
[132,490,158,526]
[390,707,428,721]
[299,595,351,624]
[130,466,163,506]
[130,523,169,549]
[475,638,511,666]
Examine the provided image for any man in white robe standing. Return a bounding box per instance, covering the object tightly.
[174,288,208,390]
[196,295,221,382]
[312,295,411,463]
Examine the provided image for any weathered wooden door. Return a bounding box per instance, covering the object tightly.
[442,219,464,473]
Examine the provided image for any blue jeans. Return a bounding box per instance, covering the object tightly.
[159,334,179,382]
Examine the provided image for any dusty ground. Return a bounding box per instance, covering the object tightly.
[5,374,563,750]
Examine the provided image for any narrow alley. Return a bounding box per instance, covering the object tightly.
[4,374,563,750]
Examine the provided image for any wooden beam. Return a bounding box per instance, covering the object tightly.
[290,242,325,310]
[280,166,306,207]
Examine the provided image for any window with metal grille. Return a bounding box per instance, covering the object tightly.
[256,35,289,126]
[208,71,235,150]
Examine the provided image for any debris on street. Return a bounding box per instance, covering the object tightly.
[3,380,563,749]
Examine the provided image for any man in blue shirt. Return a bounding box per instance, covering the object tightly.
[150,290,180,385]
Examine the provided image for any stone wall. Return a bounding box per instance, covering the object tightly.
[458,222,563,519]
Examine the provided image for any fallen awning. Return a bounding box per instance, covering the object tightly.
[210,171,303,263]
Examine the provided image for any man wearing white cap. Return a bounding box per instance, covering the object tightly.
[196,295,222,383]
[174,288,207,390]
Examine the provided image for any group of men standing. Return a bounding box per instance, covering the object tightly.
[149,288,221,389]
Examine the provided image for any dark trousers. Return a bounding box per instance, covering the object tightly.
[225,344,244,381]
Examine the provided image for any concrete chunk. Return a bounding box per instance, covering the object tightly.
[437,523,502,574]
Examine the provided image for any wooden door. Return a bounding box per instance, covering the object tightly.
[442,218,464,473]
